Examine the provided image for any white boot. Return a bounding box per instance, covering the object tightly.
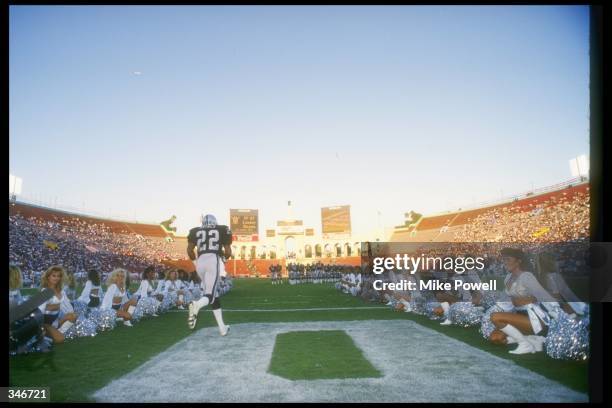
[501,324,536,354]
[527,335,545,352]
[440,302,452,325]
[505,336,518,345]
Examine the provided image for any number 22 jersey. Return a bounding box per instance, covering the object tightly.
[188,225,233,257]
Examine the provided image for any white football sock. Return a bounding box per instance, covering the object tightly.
[212,308,226,329]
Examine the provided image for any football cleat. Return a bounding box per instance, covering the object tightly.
[220,325,230,336]
[188,301,200,330]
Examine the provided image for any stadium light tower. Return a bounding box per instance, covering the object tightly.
[9,174,22,202]
[569,155,589,180]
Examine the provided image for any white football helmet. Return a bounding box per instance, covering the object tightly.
[201,214,217,228]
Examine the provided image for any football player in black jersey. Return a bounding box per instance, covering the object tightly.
[269,264,276,285]
[186,214,232,335]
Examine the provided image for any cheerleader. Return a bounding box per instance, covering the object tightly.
[100,268,137,327]
[163,269,186,309]
[37,266,78,344]
[77,269,103,308]
[178,269,196,302]
[9,265,24,307]
[536,252,587,317]
[134,266,160,317]
[153,271,166,302]
[488,248,559,354]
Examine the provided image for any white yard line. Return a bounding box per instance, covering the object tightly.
[93,320,587,403]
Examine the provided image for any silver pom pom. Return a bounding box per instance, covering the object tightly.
[63,323,78,341]
[159,292,175,312]
[131,302,145,323]
[545,312,589,361]
[138,297,159,316]
[72,300,89,318]
[479,292,501,311]
[409,297,428,315]
[449,302,484,327]
[90,308,117,332]
[183,290,193,306]
[166,291,179,309]
[75,317,98,338]
[480,303,515,339]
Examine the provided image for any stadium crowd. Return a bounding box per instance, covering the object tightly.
[452,189,589,243]
[9,214,185,285]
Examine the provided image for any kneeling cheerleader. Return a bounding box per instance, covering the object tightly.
[486,248,560,355]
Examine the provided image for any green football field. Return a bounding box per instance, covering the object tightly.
[9,279,588,402]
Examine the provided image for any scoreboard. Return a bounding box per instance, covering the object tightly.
[230,209,259,242]
[321,205,351,236]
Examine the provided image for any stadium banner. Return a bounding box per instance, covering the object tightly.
[277,220,304,235]
[321,205,352,237]
[230,209,259,242]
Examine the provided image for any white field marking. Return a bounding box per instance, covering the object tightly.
[93,320,587,403]
[167,306,387,312]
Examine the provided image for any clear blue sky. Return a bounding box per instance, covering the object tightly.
[9,5,590,236]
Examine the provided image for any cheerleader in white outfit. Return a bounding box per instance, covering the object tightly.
[77,269,103,308]
[489,248,559,354]
[163,269,186,309]
[101,268,137,327]
[134,267,160,316]
[37,266,78,343]
[152,272,166,302]
[536,252,588,317]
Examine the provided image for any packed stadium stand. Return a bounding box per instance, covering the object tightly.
[9,202,169,238]
[391,179,589,243]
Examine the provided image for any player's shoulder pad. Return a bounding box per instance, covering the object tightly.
[187,226,200,240]
[188,226,201,233]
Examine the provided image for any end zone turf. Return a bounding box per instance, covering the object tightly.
[268,330,382,380]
